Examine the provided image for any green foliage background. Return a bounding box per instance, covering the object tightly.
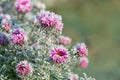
[47,0,120,80]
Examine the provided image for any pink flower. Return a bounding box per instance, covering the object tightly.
[49,45,69,63]
[1,19,11,31]
[0,33,9,45]
[77,43,88,56]
[79,57,89,68]
[16,61,33,77]
[56,21,63,31]
[10,29,26,44]
[68,73,79,80]
[59,36,71,45]
[36,10,62,27]
[15,0,32,13]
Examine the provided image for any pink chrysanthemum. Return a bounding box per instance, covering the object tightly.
[15,0,32,13]
[79,57,89,68]
[10,29,26,44]
[77,43,88,56]
[16,61,33,77]
[56,21,63,31]
[36,10,62,27]
[1,19,11,31]
[0,33,9,45]
[59,36,71,45]
[49,45,69,63]
[68,73,79,80]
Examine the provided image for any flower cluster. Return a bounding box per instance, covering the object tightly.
[36,10,63,31]
[0,0,91,80]
[73,43,89,68]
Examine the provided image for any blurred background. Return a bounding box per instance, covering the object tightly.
[44,0,120,80]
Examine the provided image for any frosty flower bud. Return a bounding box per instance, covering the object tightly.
[1,19,12,31]
[59,36,71,45]
[0,33,9,46]
[3,14,11,20]
[79,57,89,68]
[77,43,88,56]
[16,61,33,77]
[68,73,79,80]
[49,45,69,63]
[15,0,32,13]
[36,10,62,27]
[0,14,11,21]
[10,29,26,44]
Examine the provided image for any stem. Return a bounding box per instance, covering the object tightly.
[28,24,36,44]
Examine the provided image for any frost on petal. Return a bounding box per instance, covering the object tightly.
[49,45,69,63]
[16,61,33,77]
